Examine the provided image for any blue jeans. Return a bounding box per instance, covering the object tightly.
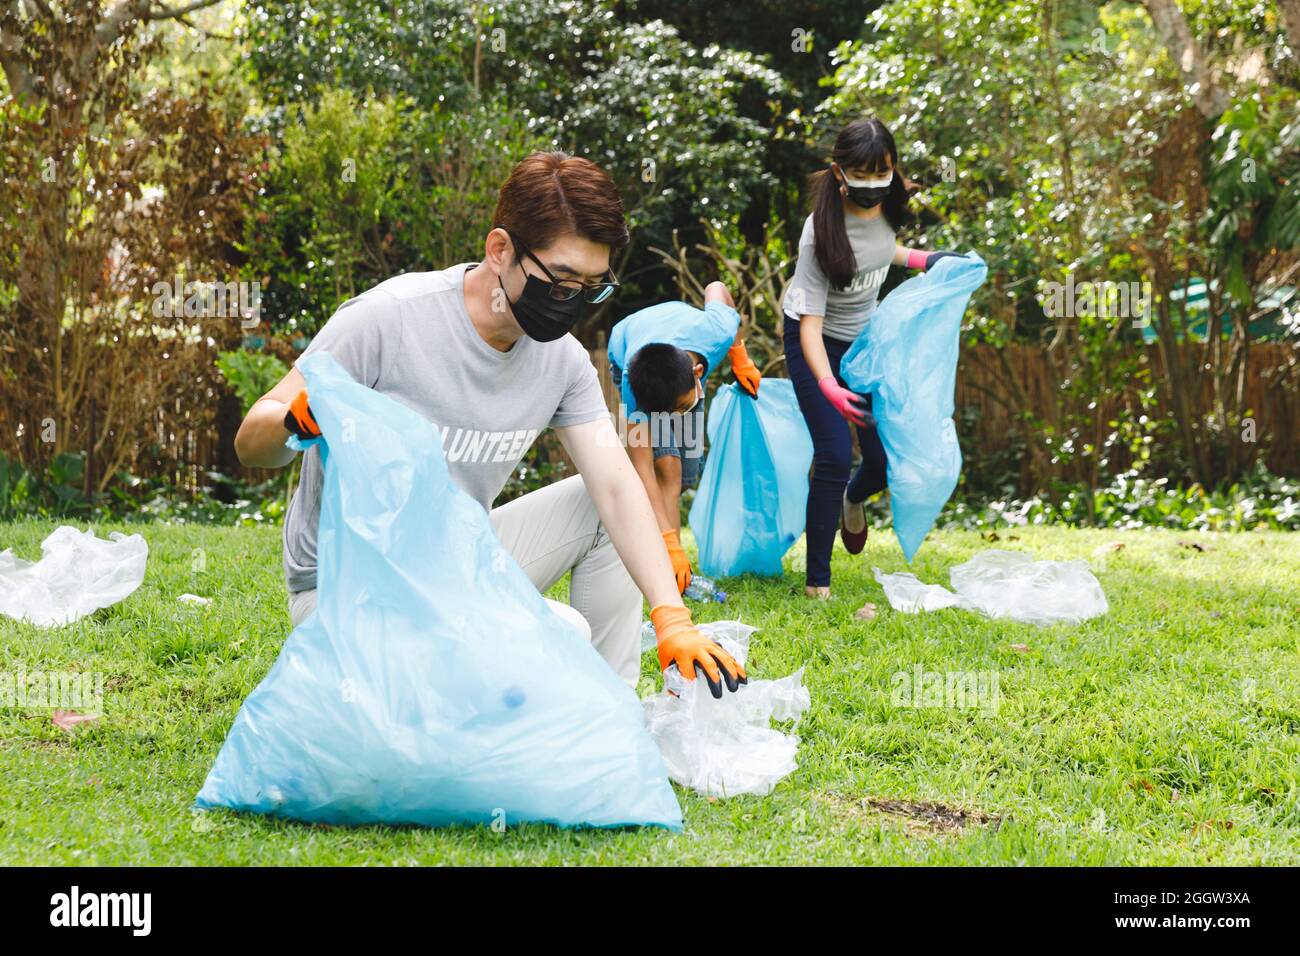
[609,361,705,489]
[783,316,888,587]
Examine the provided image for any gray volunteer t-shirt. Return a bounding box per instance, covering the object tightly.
[282,262,610,592]
[781,212,897,342]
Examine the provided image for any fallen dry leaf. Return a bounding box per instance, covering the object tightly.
[855,601,878,621]
[52,710,99,732]
[1010,643,1030,654]
[1192,819,1234,834]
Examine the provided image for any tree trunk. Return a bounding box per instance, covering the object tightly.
[1278,0,1300,64]
[1139,0,1229,119]
[1152,291,1211,486]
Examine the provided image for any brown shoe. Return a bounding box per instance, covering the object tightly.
[840,491,869,555]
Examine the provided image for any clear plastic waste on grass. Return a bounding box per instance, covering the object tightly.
[0,526,147,627]
[871,568,963,613]
[643,621,810,798]
[948,550,1108,624]
[689,380,813,577]
[840,255,988,562]
[683,574,727,603]
[873,549,1108,625]
[195,352,682,831]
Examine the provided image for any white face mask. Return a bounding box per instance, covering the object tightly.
[842,170,894,189]
[683,377,704,413]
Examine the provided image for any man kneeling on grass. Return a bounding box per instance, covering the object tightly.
[234,152,745,699]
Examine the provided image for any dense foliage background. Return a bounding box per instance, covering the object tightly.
[1,0,1297,525]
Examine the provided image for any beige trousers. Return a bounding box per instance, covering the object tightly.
[287,475,644,686]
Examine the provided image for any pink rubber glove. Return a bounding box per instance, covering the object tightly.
[905,249,963,271]
[818,376,868,427]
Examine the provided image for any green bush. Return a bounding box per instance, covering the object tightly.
[216,351,290,414]
[0,452,89,519]
[87,469,287,527]
[926,464,1300,533]
[244,1,789,320]
[241,91,542,336]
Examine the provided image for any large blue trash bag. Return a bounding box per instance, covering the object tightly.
[688,380,813,577]
[195,352,682,830]
[840,254,988,562]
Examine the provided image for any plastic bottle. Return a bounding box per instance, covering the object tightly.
[683,575,727,603]
[640,620,658,652]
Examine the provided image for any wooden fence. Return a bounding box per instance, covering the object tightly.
[954,342,1300,483]
[581,337,1300,487]
[13,339,1293,497]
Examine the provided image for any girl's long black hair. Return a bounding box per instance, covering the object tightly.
[811,118,914,289]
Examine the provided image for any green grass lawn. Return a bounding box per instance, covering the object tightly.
[1,518,1297,865]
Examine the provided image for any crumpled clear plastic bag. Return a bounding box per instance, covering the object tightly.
[642,621,810,798]
[0,526,147,627]
[840,255,988,561]
[871,568,964,613]
[688,380,813,577]
[949,550,1109,624]
[874,549,1108,625]
[195,352,682,831]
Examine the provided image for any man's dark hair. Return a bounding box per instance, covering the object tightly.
[492,151,630,253]
[627,343,696,414]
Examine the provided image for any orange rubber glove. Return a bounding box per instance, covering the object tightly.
[662,528,692,593]
[284,389,321,439]
[651,604,747,699]
[729,339,761,397]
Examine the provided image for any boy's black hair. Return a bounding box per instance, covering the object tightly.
[627,343,697,414]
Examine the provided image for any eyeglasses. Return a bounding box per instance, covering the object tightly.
[509,233,620,304]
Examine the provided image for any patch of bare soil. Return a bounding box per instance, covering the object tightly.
[817,791,1000,834]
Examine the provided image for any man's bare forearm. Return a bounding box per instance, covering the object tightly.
[235,398,298,469]
[627,426,675,532]
[234,365,309,468]
[591,467,683,609]
[559,418,683,609]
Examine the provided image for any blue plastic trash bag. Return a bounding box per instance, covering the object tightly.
[195,352,682,831]
[688,380,813,577]
[839,254,988,562]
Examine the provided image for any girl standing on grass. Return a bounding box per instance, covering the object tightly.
[782,118,961,599]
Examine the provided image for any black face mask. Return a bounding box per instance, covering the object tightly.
[499,273,587,342]
[845,184,889,209]
[837,169,892,210]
